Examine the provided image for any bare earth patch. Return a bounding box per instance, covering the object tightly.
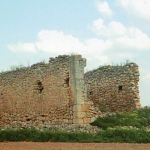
[0,142,150,150]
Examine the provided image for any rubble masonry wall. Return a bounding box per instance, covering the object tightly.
[0,55,92,129]
[0,55,141,129]
[84,63,141,112]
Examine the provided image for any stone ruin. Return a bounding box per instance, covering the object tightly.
[0,54,141,129]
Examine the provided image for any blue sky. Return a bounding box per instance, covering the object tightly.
[0,0,150,106]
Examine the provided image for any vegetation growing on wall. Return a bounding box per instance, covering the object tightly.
[86,60,131,73]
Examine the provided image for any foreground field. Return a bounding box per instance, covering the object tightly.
[1,142,150,150]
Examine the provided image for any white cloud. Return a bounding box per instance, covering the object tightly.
[85,38,112,53]
[90,19,126,37]
[8,42,36,53]
[35,30,85,54]
[117,0,150,22]
[89,18,150,50]
[8,26,150,68]
[35,30,112,65]
[84,38,112,64]
[8,30,112,65]
[116,27,150,49]
[91,19,105,31]
[95,0,113,16]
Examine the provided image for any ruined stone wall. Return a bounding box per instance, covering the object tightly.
[84,63,141,112]
[0,55,88,129]
[0,55,141,129]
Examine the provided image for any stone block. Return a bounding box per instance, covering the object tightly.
[81,104,90,112]
[73,112,86,119]
[73,105,82,112]
[74,96,84,105]
[91,117,97,123]
[73,55,82,61]
[73,118,83,124]
[68,120,73,124]
[75,73,83,79]
[83,118,91,124]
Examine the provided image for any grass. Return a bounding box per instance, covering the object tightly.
[0,59,48,73]
[86,60,132,73]
[9,64,25,71]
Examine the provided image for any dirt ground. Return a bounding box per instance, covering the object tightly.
[0,142,150,150]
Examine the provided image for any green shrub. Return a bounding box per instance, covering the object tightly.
[137,107,150,127]
[0,129,94,142]
[0,128,150,143]
[91,107,150,129]
[94,128,150,143]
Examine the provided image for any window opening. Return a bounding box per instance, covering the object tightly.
[35,80,44,93]
[26,118,31,121]
[89,91,93,95]
[118,85,123,92]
